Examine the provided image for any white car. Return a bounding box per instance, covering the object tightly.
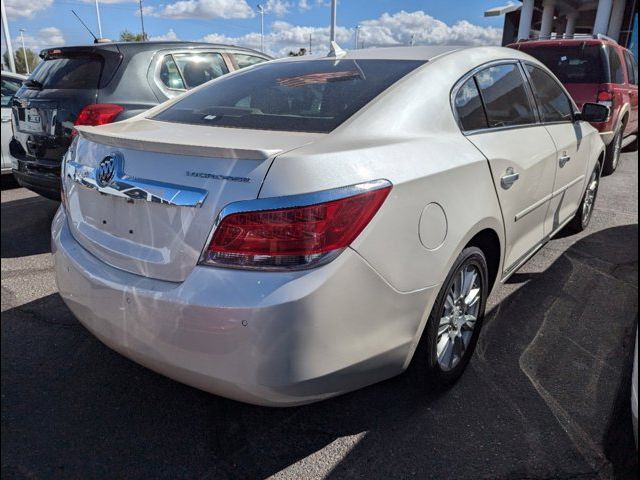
[53,46,607,406]
[1,71,25,175]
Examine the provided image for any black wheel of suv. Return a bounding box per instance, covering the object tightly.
[568,162,601,233]
[413,246,489,387]
[603,128,623,176]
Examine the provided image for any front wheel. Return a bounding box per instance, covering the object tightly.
[568,163,600,233]
[413,246,489,387]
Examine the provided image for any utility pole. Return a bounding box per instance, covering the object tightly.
[139,0,146,40]
[19,29,29,74]
[309,33,312,54]
[94,0,103,38]
[329,0,337,43]
[1,1,16,72]
[354,25,360,49]
[257,4,265,53]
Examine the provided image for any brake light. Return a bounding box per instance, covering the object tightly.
[597,87,614,109]
[201,182,392,270]
[72,103,123,136]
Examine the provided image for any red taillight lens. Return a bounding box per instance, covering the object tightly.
[201,184,391,270]
[71,103,124,136]
[597,87,614,108]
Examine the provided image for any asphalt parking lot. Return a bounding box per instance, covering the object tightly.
[1,153,638,480]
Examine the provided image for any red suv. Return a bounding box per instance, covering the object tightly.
[509,37,638,175]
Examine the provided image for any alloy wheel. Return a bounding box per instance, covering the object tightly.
[582,168,599,226]
[436,264,482,371]
[612,131,622,170]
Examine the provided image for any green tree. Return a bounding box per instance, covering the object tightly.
[119,30,146,42]
[3,48,39,74]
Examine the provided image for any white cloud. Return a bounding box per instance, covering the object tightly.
[263,0,291,17]
[298,0,311,11]
[3,0,52,18]
[148,29,180,41]
[358,11,502,48]
[13,27,65,53]
[151,0,255,20]
[78,0,137,3]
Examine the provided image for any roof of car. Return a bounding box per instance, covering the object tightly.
[508,37,622,49]
[40,41,270,57]
[269,45,470,63]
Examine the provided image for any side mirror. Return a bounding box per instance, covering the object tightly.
[576,103,610,123]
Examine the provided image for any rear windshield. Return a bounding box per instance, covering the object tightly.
[153,59,425,133]
[28,54,103,89]
[520,45,608,84]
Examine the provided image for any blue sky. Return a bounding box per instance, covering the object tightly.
[2,0,507,59]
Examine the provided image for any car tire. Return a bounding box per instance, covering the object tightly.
[568,162,601,233]
[603,128,623,176]
[411,246,489,388]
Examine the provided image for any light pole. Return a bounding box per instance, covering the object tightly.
[94,0,103,38]
[1,1,16,72]
[257,4,265,53]
[354,25,360,49]
[19,29,29,74]
[329,0,337,43]
[139,0,146,40]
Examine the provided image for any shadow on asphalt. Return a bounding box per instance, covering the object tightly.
[1,224,638,479]
[1,195,58,258]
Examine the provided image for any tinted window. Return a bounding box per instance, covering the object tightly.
[28,55,103,89]
[519,45,607,84]
[159,55,186,90]
[1,77,22,107]
[454,77,487,131]
[234,54,268,69]
[173,52,229,88]
[526,65,574,123]
[624,51,638,85]
[609,48,625,84]
[475,64,536,128]
[153,59,424,133]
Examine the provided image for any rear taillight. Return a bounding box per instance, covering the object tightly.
[597,87,614,110]
[200,181,392,270]
[71,103,124,136]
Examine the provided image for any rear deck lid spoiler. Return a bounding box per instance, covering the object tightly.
[76,118,324,160]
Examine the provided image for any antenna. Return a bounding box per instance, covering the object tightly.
[71,10,98,42]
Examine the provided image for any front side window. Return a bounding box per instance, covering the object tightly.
[475,64,536,128]
[153,59,425,133]
[234,54,268,69]
[1,77,22,107]
[454,77,488,131]
[609,48,625,84]
[624,51,638,85]
[525,65,574,123]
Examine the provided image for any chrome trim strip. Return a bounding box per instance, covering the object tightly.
[66,158,208,208]
[514,175,584,222]
[198,179,392,270]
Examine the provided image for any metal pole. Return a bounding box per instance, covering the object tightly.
[257,4,264,53]
[355,25,360,49]
[19,29,29,74]
[1,1,16,72]
[329,0,337,43]
[95,0,103,38]
[309,33,312,54]
[139,0,146,40]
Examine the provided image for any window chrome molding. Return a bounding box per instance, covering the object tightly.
[198,179,392,270]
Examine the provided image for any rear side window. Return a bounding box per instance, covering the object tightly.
[526,65,574,123]
[454,77,488,131]
[1,77,22,107]
[624,51,638,85]
[475,64,536,128]
[519,45,607,84]
[159,55,186,90]
[173,53,229,88]
[234,54,267,69]
[153,59,425,133]
[28,55,103,89]
[609,48,625,84]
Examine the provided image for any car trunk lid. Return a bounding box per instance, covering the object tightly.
[63,119,323,282]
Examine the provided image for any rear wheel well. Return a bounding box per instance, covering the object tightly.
[465,229,501,292]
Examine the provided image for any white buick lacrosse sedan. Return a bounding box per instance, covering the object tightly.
[53,46,608,406]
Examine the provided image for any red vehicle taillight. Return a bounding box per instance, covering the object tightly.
[596,87,614,110]
[201,183,392,270]
[71,103,124,136]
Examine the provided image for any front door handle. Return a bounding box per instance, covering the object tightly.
[559,155,571,167]
[501,167,520,190]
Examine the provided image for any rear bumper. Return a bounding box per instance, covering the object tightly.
[52,207,437,406]
[13,158,61,200]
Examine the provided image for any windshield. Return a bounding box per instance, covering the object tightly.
[520,45,608,84]
[28,54,104,89]
[152,59,425,133]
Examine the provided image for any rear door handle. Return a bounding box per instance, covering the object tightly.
[559,155,571,167]
[500,167,520,190]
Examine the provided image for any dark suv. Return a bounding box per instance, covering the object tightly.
[11,41,270,199]
[509,37,638,175]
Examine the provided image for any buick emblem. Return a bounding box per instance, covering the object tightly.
[96,155,118,188]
